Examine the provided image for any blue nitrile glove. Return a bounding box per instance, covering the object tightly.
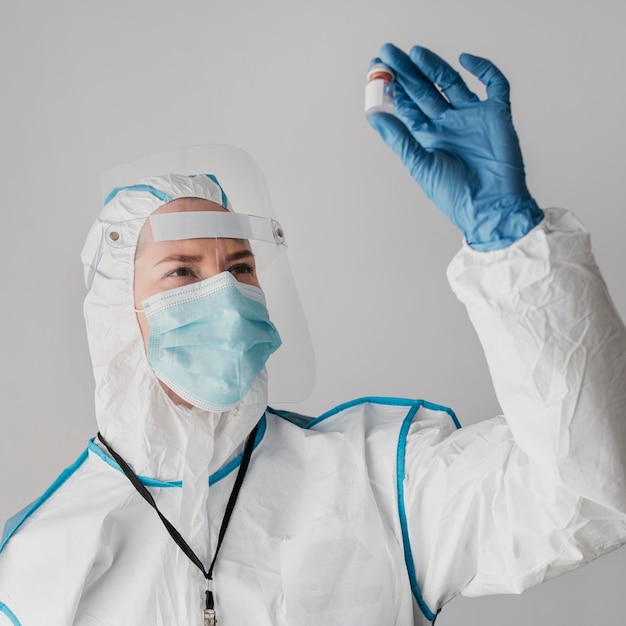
[368,44,543,251]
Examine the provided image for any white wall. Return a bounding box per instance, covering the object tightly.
[1,0,624,624]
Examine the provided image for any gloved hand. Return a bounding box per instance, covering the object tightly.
[368,44,543,251]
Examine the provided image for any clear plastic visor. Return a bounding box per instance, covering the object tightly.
[98,145,315,406]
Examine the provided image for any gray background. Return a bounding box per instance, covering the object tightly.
[1,0,625,624]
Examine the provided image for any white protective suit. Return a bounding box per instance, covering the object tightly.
[1,173,626,626]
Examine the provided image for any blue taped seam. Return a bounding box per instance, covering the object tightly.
[267,396,461,429]
[304,396,423,430]
[396,401,437,621]
[204,174,229,208]
[0,603,21,626]
[395,397,460,622]
[210,415,266,484]
[421,399,461,430]
[87,442,182,488]
[104,184,173,206]
[396,400,459,623]
[89,415,267,488]
[266,406,315,428]
[0,450,89,554]
[269,396,459,431]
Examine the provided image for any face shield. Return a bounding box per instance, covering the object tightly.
[91,145,315,407]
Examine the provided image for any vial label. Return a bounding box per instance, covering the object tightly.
[365,78,395,118]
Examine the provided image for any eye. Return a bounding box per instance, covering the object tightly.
[228,261,256,276]
[166,266,198,279]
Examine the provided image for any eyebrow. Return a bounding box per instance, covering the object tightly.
[155,249,254,266]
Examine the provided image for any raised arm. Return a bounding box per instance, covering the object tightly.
[370,44,626,617]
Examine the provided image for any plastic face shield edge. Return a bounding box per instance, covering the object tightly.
[90,145,315,406]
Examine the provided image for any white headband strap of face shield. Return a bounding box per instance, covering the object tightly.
[149,212,285,245]
[149,211,285,245]
[105,212,287,249]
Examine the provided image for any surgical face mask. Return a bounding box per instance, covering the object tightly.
[138,271,282,412]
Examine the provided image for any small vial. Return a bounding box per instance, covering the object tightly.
[365,63,395,119]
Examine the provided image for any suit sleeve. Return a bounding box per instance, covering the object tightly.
[403,208,626,614]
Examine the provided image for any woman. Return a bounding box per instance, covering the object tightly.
[1,44,625,626]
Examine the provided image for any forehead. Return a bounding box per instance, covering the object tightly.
[137,236,252,262]
[153,196,226,215]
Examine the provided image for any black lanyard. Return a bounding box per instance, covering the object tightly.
[97,420,260,625]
